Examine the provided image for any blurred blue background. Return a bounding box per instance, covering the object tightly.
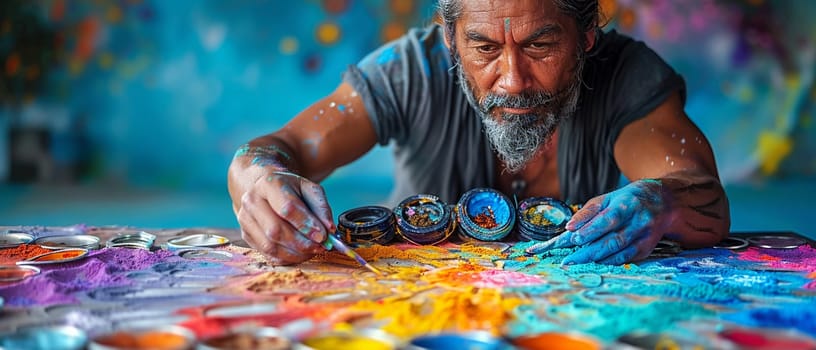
[0,0,813,238]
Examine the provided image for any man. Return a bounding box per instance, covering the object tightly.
[228,0,730,266]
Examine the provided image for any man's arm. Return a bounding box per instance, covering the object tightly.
[612,91,730,247]
[228,82,378,265]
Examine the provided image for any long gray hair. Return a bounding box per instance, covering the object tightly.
[437,0,600,60]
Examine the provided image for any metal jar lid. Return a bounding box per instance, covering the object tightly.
[746,235,807,249]
[167,233,230,250]
[0,232,35,248]
[106,231,156,250]
[34,235,100,250]
[714,237,749,250]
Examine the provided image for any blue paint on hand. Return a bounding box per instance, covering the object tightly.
[530,180,667,265]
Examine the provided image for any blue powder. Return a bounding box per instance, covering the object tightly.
[508,296,716,341]
[723,303,816,337]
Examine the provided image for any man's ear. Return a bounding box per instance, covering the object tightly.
[584,28,596,52]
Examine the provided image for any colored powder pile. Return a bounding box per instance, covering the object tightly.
[407,212,433,227]
[509,297,715,341]
[474,208,498,229]
[0,247,177,306]
[723,303,816,338]
[422,263,487,286]
[350,287,526,338]
[473,269,544,288]
[738,246,816,273]
[245,269,357,294]
[524,208,552,226]
[91,247,176,272]
[0,244,53,264]
[310,245,453,268]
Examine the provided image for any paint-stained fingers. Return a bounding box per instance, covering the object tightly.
[257,199,324,255]
[265,175,328,245]
[597,244,640,265]
[299,180,335,238]
[569,204,631,246]
[525,232,573,255]
[566,196,604,231]
[561,230,631,265]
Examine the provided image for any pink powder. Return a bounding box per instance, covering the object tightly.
[0,247,178,307]
[738,246,816,273]
[473,269,543,289]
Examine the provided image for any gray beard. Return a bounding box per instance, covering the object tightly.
[455,58,582,173]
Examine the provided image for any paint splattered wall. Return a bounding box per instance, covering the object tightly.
[1,0,814,187]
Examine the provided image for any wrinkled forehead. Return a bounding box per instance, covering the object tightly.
[458,0,570,32]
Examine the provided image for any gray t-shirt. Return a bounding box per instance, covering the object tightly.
[343,25,685,207]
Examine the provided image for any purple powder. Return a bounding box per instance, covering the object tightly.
[0,248,178,307]
[90,248,176,272]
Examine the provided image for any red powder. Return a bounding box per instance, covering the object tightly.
[0,244,53,264]
[473,208,498,229]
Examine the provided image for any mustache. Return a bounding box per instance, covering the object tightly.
[478,90,558,113]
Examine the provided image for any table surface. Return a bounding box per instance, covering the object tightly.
[1,225,816,349]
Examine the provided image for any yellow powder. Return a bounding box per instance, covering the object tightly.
[245,269,334,292]
[303,334,392,350]
[349,287,526,338]
[459,243,506,257]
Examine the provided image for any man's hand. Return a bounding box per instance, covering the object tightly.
[236,170,335,265]
[529,180,669,265]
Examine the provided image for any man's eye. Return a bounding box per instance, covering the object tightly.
[529,42,552,50]
[477,45,498,54]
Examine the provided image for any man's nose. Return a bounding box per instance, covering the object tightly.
[496,50,532,95]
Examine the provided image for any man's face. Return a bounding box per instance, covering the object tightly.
[451,0,587,173]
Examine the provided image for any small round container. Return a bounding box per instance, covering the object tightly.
[296,329,400,350]
[0,265,41,283]
[90,326,196,350]
[511,332,601,350]
[0,325,88,350]
[516,197,573,241]
[0,232,35,248]
[714,237,749,250]
[107,231,156,250]
[410,331,513,350]
[199,327,291,350]
[177,248,233,261]
[337,206,395,245]
[16,248,89,266]
[456,188,515,242]
[394,194,456,245]
[34,235,100,250]
[167,233,230,250]
[747,235,806,249]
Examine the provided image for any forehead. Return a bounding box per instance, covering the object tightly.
[458,0,571,33]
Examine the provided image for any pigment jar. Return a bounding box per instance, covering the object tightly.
[516,197,573,241]
[455,188,515,242]
[393,194,456,245]
[337,206,395,245]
